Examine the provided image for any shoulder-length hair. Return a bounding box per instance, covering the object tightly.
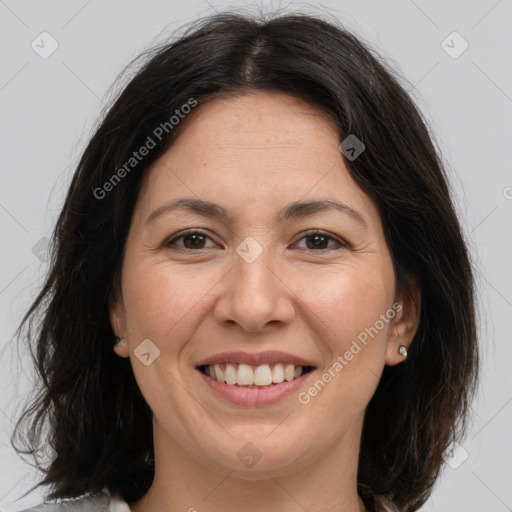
[12,9,479,512]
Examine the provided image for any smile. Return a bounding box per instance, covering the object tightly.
[198,362,315,388]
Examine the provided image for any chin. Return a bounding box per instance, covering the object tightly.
[201,434,306,477]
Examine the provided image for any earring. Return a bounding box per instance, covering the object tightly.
[114,336,124,347]
[398,345,408,360]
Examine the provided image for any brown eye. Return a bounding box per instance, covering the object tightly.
[165,230,216,250]
[164,229,346,252]
[295,231,346,251]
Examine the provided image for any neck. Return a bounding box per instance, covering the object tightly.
[129,419,368,512]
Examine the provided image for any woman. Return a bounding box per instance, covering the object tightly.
[12,9,479,512]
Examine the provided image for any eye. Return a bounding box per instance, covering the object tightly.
[164,229,346,252]
[164,230,217,250]
[293,230,346,251]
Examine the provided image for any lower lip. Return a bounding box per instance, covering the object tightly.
[197,368,315,406]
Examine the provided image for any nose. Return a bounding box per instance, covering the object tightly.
[213,247,296,333]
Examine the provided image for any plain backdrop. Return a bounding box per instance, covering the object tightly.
[1,1,511,511]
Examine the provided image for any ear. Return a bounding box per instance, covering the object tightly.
[385,275,421,366]
[109,283,130,359]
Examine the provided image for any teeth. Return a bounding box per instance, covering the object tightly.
[284,364,295,382]
[204,363,307,386]
[224,364,237,385]
[272,363,284,383]
[254,364,273,385]
[214,364,224,383]
[237,364,254,385]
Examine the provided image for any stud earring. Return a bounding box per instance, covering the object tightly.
[398,345,408,360]
[114,336,124,347]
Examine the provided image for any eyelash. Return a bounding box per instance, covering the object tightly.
[164,229,347,252]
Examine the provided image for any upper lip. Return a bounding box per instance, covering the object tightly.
[195,351,316,368]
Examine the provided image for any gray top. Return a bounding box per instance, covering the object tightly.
[16,489,130,512]
[16,488,397,512]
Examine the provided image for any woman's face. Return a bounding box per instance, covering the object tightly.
[111,91,418,479]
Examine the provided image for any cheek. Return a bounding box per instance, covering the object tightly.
[122,260,219,341]
[295,266,394,422]
[296,261,394,354]
[301,266,394,322]
[121,261,212,412]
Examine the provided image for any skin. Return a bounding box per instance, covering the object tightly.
[110,91,420,512]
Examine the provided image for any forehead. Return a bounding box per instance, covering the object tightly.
[144,91,342,183]
[134,91,378,228]
[177,91,339,142]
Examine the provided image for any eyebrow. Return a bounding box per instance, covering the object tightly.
[146,197,368,228]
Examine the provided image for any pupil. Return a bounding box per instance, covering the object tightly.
[307,235,327,249]
[185,234,204,249]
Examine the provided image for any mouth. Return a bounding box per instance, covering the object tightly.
[194,350,318,405]
[197,362,316,388]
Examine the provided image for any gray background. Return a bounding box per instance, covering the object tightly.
[0,1,511,510]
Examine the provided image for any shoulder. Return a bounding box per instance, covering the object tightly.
[16,489,130,512]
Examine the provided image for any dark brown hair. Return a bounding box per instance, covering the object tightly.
[12,9,479,512]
